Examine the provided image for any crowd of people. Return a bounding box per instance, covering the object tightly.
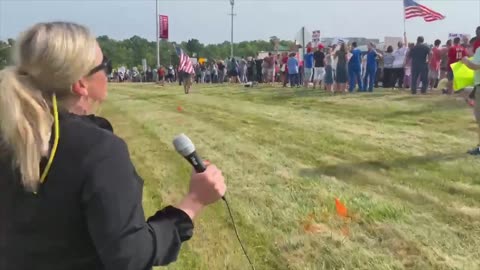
[274,29,480,96]
[118,27,480,99]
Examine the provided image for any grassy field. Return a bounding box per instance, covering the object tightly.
[100,83,480,270]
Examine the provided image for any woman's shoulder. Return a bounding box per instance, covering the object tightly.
[60,112,114,134]
[58,112,128,161]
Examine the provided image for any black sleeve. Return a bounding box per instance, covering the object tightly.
[81,135,194,270]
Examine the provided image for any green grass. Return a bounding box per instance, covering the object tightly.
[100,83,480,270]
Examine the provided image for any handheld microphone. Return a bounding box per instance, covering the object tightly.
[172,133,206,173]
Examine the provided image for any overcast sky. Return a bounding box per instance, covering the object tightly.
[1,0,479,44]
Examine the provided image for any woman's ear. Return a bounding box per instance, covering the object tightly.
[71,79,89,97]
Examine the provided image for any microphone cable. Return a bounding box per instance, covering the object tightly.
[171,136,255,269]
[222,196,256,270]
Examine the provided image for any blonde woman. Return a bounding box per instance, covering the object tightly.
[0,22,226,270]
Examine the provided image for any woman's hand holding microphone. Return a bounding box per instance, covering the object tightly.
[176,161,227,220]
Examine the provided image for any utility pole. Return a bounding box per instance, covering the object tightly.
[302,26,306,59]
[156,0,160,68]
[229,0,236,59]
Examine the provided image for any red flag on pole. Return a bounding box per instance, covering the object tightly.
[159,15,169,39]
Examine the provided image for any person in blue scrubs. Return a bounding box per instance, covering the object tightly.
[363,43,382,92]
[348,42,363,92]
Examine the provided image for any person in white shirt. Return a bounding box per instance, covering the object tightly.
[361,54,367,81]
[391,34,408,89]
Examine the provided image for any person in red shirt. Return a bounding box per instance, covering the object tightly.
[447,37,467,94]
[157,65,165,86]
[429,39,442,90]
[472,26,480,54]
[439,39,452,80]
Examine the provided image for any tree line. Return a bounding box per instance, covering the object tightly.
[1,36,295,70]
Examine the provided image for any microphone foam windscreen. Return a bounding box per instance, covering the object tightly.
[173,133,196,156]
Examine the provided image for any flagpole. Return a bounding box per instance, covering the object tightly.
[156,0,160,68]
[402,0,406,36]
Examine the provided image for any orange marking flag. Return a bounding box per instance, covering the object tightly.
[335,198,348,218]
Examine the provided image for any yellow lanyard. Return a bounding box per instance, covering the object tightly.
[39,93,60,185]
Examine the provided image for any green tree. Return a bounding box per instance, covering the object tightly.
[1,35,296,71]
[185,39,203,57]
[0,40,12,69]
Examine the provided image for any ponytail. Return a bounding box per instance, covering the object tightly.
[0,67,53,192]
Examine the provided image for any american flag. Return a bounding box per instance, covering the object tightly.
[175,45,195,74]
[404,0,445,22]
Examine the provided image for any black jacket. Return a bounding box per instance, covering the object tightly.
[0,112,194,270]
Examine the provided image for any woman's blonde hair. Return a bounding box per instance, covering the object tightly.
[0,22,98,191]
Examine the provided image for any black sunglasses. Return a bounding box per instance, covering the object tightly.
[87,55,112,76]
